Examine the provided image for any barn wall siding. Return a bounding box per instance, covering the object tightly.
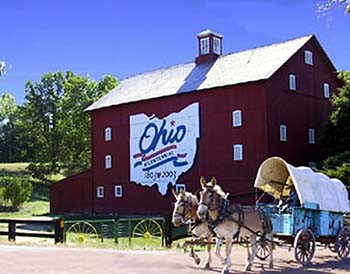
[50,169,93,214]
[91,82,269,214]
[266,38,340,166]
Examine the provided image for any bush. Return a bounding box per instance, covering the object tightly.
[2,178,33,210]
[319,151,350,188]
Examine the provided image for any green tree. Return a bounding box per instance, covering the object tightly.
[318,0,350,14]
[0,93,23,162]
[58,72,118,175]
[0,92,17,125]
[320,71,350,187]
[20,71,118,178]
[21,72,65,174]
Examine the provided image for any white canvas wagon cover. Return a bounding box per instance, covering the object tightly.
[254,157,350,213]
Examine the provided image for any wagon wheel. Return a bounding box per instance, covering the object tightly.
[336,226,350,259]
[66,221,99,245]
[256,236,271,261]
[132,219,163,240]
[293,228,315,265]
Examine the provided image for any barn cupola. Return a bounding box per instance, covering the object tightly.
[195,29,223,65]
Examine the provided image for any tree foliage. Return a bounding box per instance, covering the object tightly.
[0,93,25,162]
[320,71,350,187]
[317,0,350,15]
[0,60,5,77]
[17,71,118,178]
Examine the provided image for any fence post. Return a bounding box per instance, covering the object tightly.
[54,219,64,244]
[8,221,16,242]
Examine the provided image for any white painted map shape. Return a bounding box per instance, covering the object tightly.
[130,102,200,195]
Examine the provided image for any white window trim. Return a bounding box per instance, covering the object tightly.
[115,185,123,198]
[308,128,315,144]
[200,37,210,55]
[105,127,112,141]
[175,184,186,193]
[289,74,296,91]
[305,50,313,65]
[213,37,221,55]
[280,125,287,142]
[233,144,243,161]
[323,83,330,99]
[105,155,112,169]
[97,186,104,198]
[232,110,242,127]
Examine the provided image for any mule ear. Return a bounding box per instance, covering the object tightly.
[171,188,178,199]
[211,177,217,187]
[179,189,186,198]
[200,176,206,189]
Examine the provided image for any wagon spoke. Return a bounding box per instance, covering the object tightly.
[336,226,350,259]
[294,228,315,265]
[132,219,163,243]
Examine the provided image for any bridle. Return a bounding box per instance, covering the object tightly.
[173,195,196,223]
[199,186,220,212]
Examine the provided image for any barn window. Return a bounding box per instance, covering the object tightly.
[105,127,112,141]
[97,186,104,198]
[213,37,221,55]
[308,128,315,144]
[289,74,296,91]
[105,155,112,169]
[233,144,243,161]
[232,110,242,127]
[280,125,287,142]
[175,184,186,193]
[323,83,330,99]
[200,37,210,55]
[305,50,313,65]
[115,185,123,198]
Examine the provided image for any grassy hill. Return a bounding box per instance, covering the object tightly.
[0,163,53,218]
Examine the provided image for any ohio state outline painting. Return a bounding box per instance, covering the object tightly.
[129,102,200,195]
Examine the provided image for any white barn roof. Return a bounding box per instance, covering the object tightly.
[86,35,313,112]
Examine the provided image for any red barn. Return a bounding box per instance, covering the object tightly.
[50,30,340,216]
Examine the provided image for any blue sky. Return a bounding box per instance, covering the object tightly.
[1,0,349,105]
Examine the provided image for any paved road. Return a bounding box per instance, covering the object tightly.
[0,244,349,274]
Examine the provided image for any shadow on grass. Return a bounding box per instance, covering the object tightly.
[31,183,49,202]
[0,205,16,212]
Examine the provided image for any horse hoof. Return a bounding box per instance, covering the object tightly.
[221,269,229,274]
[204,262,210,269]
[244,266,251,272]
[269,263,274,269]
[195,257,201,265]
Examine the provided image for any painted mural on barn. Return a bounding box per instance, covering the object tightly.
[130,102,200,195]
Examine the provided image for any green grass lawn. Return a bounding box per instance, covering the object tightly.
[0,163,50,219]
[0,163,30,175]
[0,201,49,219]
